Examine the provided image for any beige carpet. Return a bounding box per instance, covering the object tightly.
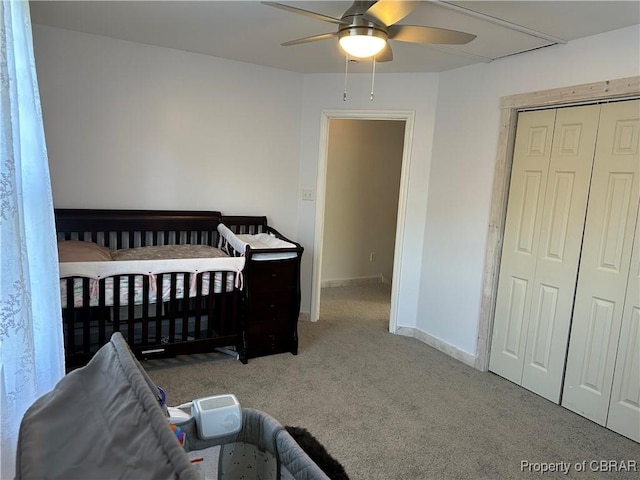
[145,284,639,480]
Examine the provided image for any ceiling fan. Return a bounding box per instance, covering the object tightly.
[263,0,477,61]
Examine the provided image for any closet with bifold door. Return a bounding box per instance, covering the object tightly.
[489,99,639,442]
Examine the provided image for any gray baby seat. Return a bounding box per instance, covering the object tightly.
[15,332,330,480]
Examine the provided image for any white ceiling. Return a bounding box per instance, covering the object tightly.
[29,1,640,74]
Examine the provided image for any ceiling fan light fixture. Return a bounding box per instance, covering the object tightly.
[338,28,387,58]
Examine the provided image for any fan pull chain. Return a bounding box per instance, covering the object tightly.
[343,54,349,101]
[370,57,376,101]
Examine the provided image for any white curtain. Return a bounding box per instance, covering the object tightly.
[0,1,65,478]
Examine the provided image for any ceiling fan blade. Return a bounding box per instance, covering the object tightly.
[376,43,393,62]
[388,25,476,44]
[364,0,418,27]
[281,32,337,47]
[262,2,349,26]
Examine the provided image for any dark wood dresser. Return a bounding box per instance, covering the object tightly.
[243,253,302,359]
[220,216,303,360]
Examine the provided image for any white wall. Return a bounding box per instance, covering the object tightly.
[298,72,440,323]
[32,21,639,365]
[322,119,404,284]
[33,25,303,239]
[419,25,640,358]
[32,25,440,324]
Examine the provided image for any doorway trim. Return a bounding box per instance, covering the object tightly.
[475,76,640,371]
[311,109,415,334]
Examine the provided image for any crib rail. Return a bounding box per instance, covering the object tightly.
[55,209,222,249]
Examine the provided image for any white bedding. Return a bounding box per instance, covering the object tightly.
[59,256,245,280]
[59,252,245,309]
[217,224,298,261]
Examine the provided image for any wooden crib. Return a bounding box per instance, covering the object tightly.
[55,209,246,369]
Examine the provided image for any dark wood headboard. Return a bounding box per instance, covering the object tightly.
[55,209,222,250]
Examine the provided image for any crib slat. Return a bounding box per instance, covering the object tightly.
[224,292,234,337]
[219,273,227,334]
[64,278,75,355]
[142,276,149,345]
[182,273,190,342]
[194,274,203,339]
[168,273,178,343]
[113,276,121,334]
[208,295,215,340]
[98,280,106,347]
[155,274,164,344]
[81,278,91,353]
[127,275,136,345]
[229,274,238,336]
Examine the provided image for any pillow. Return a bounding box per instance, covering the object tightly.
[57,240,113,262]
[112,244,228,261]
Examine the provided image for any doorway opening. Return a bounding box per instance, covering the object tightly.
[310,110,415,334]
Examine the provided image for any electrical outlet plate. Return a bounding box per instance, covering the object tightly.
[302,189,315,201]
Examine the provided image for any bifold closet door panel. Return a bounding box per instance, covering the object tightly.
[607,214,640,442]
[489,109,556,385]
[520,105,601,403]
[562,100,640,426]
[489,105,600,401]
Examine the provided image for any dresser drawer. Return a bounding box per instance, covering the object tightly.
[249,286,293,309]
[248,260,297,289]
[249,299,292,324]
[247,323,291,357]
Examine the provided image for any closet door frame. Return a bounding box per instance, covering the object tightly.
[476,76,640,372]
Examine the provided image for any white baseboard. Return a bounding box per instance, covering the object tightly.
[395,326,477,369]
[321,275,389,288]
[298,311,311,322]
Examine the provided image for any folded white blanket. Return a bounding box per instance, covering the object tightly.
[217,224,298,261]
[236,233,295,250]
